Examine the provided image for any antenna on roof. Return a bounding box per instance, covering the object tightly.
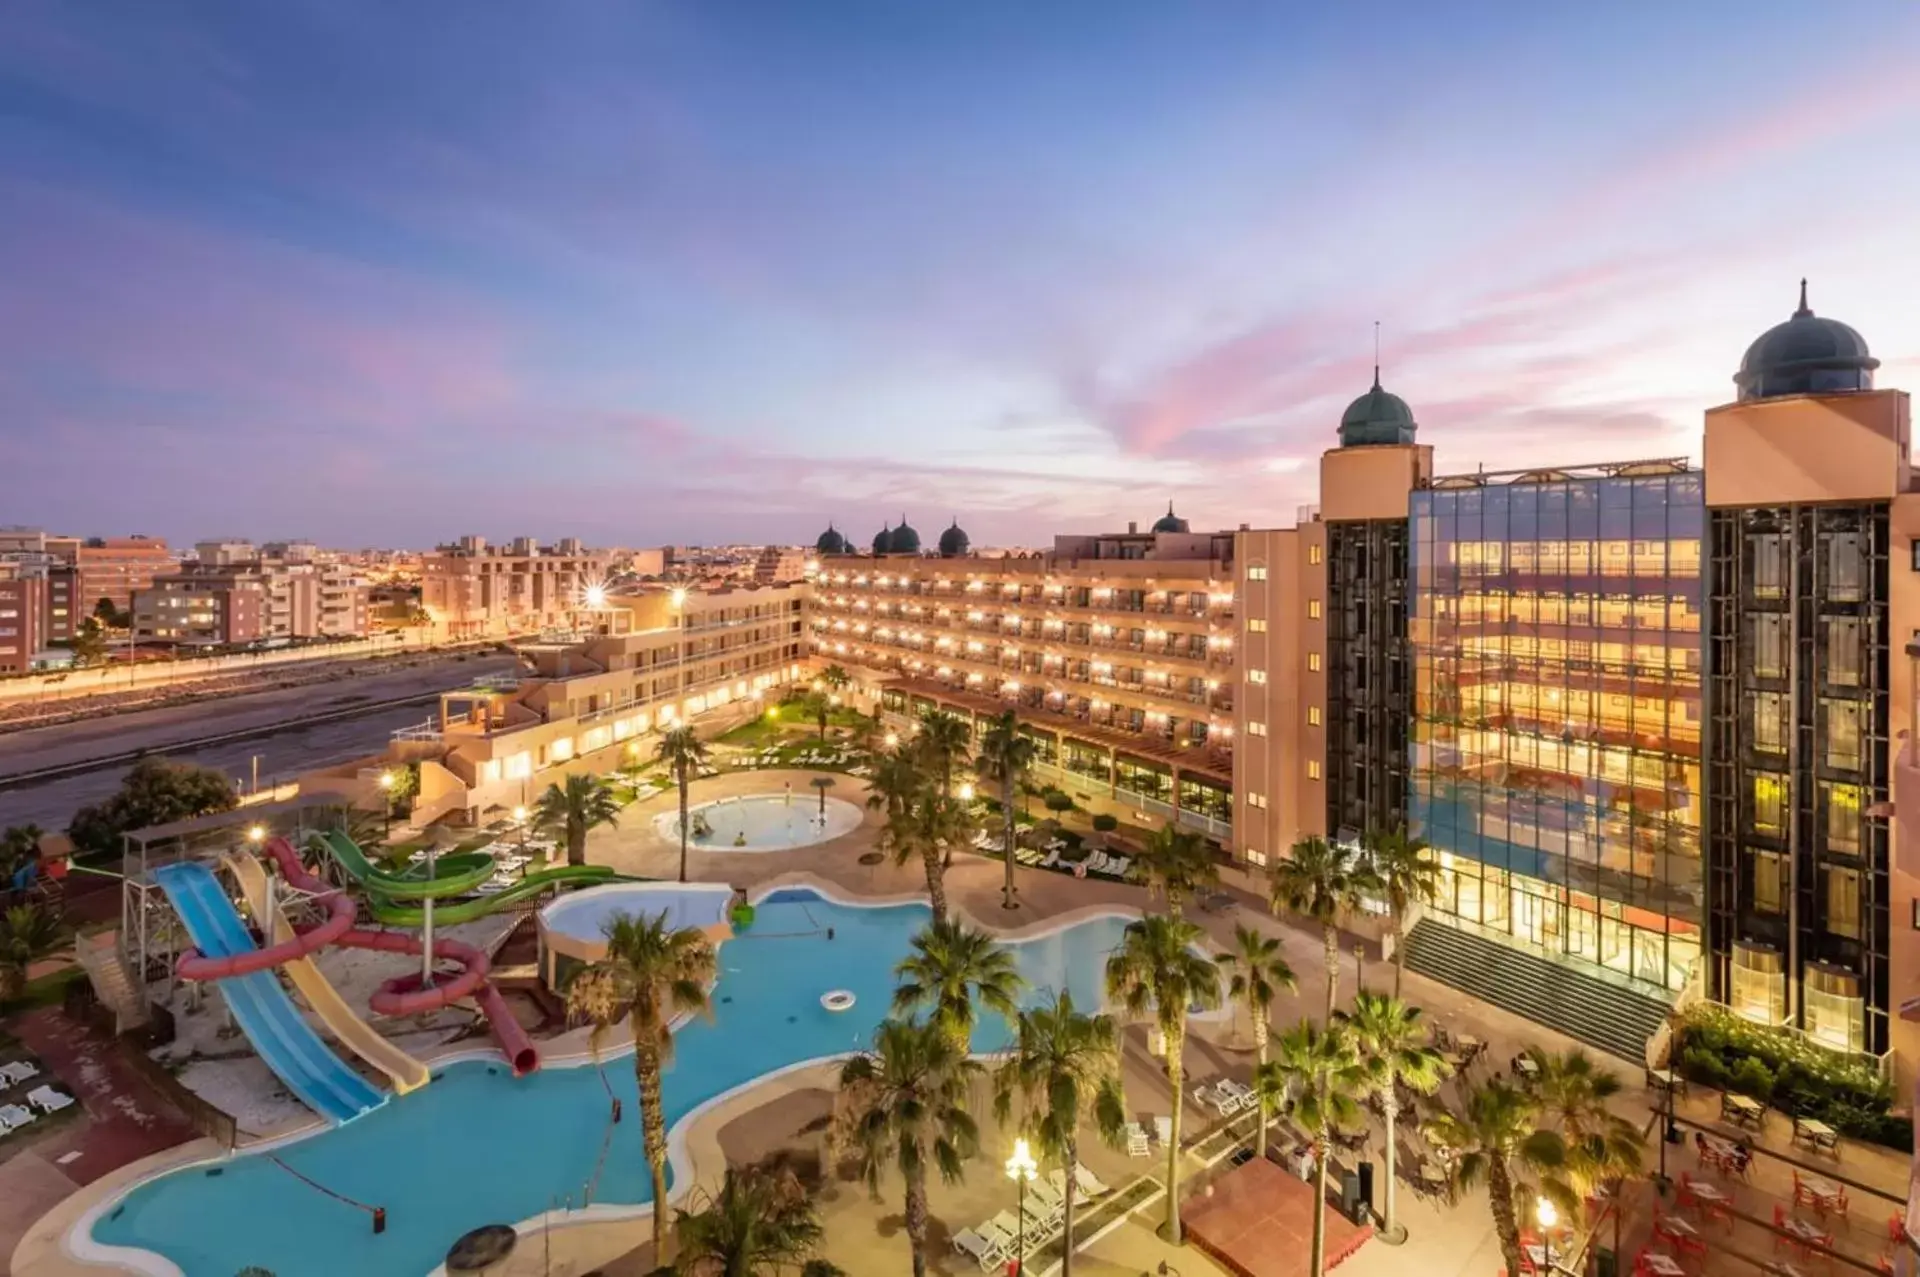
[1372,321,1382,389]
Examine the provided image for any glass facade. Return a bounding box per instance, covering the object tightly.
[1409,470,1705,994]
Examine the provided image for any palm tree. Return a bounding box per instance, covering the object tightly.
[1136,824,1221,918]
[878,787,974,924]
[565,909,718,1263]
[533,773,622,868]
[1269,836,1381,1021]
[1256,1020,1369,1277]
[834,1019,982,1277]
[1104,914,1221,1244]
[1425,1078,1574,1277]
[1337,991,1450,1242]
[892,917,1025,1053]
[800,690,833,740]
[2,824,46,893]
[820,664,852,695]
[655,725,710,882]
[0,904,66,1002]
[1525,1048,1643,1198]
[673,1164,824,1277]
[915,709,971,797]
[976,711,1036,911]
[865,742,926,822]
[993,991,1127,1277]
[1364,827,1439,999]
[1217,925,1296,1158]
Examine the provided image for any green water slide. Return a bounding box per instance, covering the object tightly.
[312,829,498,899]
[359,864,621,926]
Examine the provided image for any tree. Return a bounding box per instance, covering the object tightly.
[673,1164,824,1277]
[834,1019,981,1277]
[380,763,420,816]
[2,825,46,894]
[655,725,710,882]
[892,918,1024,1053]
[993,991,1127,1277]
[1217,925,1296,1158]
[864,742,926,823]
[533,773,621,868]
[877,786,974,924]
[565,909,718,1263]
[1364,827,1439,998]
[1337,991,1450,1242]
[1256,1021,1369,1277]
[1425,1078,1574,1277]
[1136,824,1221,918]
[93,597,131,630]
[69,618,109,667]
[1268,836,1381,1021]
[819,664,851,695]
[1525,1048,1643,1198]
[67,757,238,857]
[976,711,1036,910]
[1104,914,1221,1243]
[914,709,971,797]
[799,690,832,740]
[0,903,67,1002]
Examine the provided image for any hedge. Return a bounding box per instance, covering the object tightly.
[1676,1004,1908,1149]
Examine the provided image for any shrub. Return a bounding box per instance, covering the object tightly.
[1091,813,1119,833]
[1728,1056,1774,1105]
[1678,1045,1729,1091]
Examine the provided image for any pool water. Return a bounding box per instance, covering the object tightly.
[542,882,734,944]
[653,793,864,850]
[91,889,1145,1277]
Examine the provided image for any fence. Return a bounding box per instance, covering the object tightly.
[0,631,437,705]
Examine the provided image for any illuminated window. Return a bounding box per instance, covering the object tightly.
[1248,669,1267,685]
[1751,691,1787,755]
[1825,782,1864,854]
[1805,964,1863,1051]
[1307,599,1321,620]
[1308,545,1322,565]
[1750,848,1784,914]
[1245,847,1269,866]
[1752,773,1787,836]
[1825,867,1862,939]
[1307,653,1322,672]
[1247,566,1268,582]
[1730,943,1786,1026]
[1247,792,1267,809]
[1826,618,1863,687]
[1307,760,1321,780]
[1247,618,1268,633]
[1247,721,1267,737]
[1824,701,1863,771]
[1308,706,1322,726]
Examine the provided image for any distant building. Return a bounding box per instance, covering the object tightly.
[75,536,172,614]
[753,546,809,584]
[134,544,368,646]
[420,536,611,638]
[132,569,266,646]
[0,561,51,672]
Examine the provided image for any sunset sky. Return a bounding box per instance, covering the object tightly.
[4,1,1919,548]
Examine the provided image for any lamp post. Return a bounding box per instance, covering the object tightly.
[247,825,269,945]
[1536,1198,1557,1275]
[378,770,395,836]
[1005,1138,1038,1276]
[513,805,528,858]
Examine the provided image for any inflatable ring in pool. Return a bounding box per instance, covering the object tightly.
[820,990,857,1013]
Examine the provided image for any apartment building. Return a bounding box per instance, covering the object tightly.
[420,535,611,637]
[753,546,809,584]
[809,513,1239,840]
[74,536,172,613]
[134,546,368,645]
[389,582,807,822]
[0,562,51,672]
[132,571,266,645]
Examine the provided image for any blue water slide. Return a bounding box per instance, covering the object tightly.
[153,861,385,1125]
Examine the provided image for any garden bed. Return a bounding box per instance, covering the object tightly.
[1675,1003,1907,1149]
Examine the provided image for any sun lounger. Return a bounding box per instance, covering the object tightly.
[1029,1178,1064,1215]
[1155,1115,1174,1146]
[953,1228,1005,1270]
[1074,1163,1111,1197]
[991,1211,1027,1246]
[1021,1196,1058,1235]
[1103,855,1132,878]
[0,1104,35,1132]
[1039,850,1060,869]
[26,1086,73,1114]
[0,1061,38,1085]
[1219,1079,1256,1113]
[1125,1121,1150,1157]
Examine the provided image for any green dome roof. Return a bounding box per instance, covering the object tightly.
[1735,280,1877,402]
[871,524,894,555]
[890,516,921,555]
[938,519,970,557]
[816,523,850,555]
[1338,371,1417,446]
[1151,502,1189,534]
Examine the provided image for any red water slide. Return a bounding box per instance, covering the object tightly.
[254,837,538,1075]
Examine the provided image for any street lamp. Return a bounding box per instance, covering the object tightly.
[377,770,395,835]
[246,824,265,845]
[884,730,899,749]
[1005,1137,1038,1275]
[958,781,975,802]
[513,805,528,855]
[1535,1198,1557,1274]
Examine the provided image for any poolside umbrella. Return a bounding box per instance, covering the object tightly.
[810,775,836,818]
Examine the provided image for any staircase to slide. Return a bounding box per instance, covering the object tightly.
[1402,917,1672,1064]
[75,929,148,1034]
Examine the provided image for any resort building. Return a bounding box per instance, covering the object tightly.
[384,582,808,825]
[808,512,1240,842]
[420,535,612,637]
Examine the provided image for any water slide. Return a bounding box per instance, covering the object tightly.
[312,828,498,898]
[152,861,386,1126]
[310,828,620,925]
[257,837,540,1076]
[225,854,430,1095]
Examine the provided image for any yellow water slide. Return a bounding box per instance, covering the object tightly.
[225,855,430,1095]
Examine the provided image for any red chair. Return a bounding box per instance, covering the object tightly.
[1888,1213,1907,1246]
[1771,1204,1791,1253]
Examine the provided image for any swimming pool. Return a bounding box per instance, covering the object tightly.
[652,793,864,850]
[85,888,1154,1277]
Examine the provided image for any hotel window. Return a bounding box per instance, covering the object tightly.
[1247,618,1268,633]
[1749,848,1785,914]
[1751,613,1788,680]
[1248,669,1267,685]
[1307,600,1322,620]
[1805,964,1864,1051]
[1752,773,1788,837]
[1824,782,1865,855]
[1751,691,1787,756]
[1308,706,1322,726]
[1307,653,1322,672]
[1823,701,1863,771]
[1247,565,1268,581]
[1730,943,1786,1026]
[1247,721,1267,737]
[1750,533,1787,600]
[1827,533,1866,602]
[1825,617,1863,688]
[1825,867,1862,939]
[1245,847,1269,866]
[1307,760,1322,780]
[1247,792,1268,809]
[1309,545,1322,565]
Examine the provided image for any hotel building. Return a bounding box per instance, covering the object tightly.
[421,535,611,637]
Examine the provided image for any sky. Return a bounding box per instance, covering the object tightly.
[4,1,1920,550]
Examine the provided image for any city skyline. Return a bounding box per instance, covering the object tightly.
[4,2,1920,546]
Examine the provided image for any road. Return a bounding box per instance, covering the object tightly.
[0,654,518,831]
